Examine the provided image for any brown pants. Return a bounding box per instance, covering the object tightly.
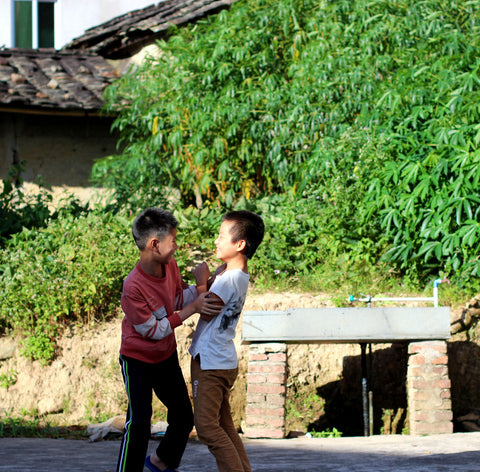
[191,357,251,472]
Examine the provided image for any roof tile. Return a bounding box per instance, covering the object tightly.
[0,48,120,112]
[63,0,237,59]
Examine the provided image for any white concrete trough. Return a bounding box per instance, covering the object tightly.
[242,307,451,344]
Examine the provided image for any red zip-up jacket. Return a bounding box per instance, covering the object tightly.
[120,260,184,363]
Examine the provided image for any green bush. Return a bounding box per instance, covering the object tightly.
[0,196,352,363]
[0,164,54,246]
[0,161,92,248]
[95,0,393,211]
[0,211,137,363]
[4,0,480,364]
[175,194,340,283]
[356,0,480,283]
[95,0,480,284]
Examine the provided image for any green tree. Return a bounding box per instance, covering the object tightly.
[96,0,480,282]
[95,0,385,210]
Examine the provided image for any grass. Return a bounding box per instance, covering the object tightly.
[0,416,87,439]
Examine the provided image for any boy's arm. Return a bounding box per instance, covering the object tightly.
[177,292,223,322]
[123,291,222,340]
[122,291,180,341]
[177,262,211,309]
[180,285,197,308]
[192,262,211,294]
[200,292,224,322]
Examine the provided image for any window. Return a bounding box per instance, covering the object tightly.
[14,0,55,48]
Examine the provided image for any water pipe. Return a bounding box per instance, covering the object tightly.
[349,278,447,307]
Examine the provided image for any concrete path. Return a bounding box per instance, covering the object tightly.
[1,433,480,471]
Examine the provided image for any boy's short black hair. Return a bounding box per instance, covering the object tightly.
[223,210,264,259]
[132,207,178,250]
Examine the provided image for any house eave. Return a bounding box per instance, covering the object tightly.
[0,105,113,117]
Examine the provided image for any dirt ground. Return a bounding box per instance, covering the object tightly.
[0,290,355,433]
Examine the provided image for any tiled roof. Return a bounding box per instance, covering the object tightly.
[62,0,237,59]
[0,48,120,113]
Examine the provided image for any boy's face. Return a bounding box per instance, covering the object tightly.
[153,227,178,264]
[215,220,243,262]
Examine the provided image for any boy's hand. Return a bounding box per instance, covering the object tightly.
[196,292,223,321]
[213,263,227,276]
[207,263,227,289]
[192,262,210,288]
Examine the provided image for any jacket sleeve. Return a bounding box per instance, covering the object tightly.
[122,287,182,340]
[179,285,197,308]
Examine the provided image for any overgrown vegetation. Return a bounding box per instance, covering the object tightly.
[2,0,480,365]
[95,0,480,285]
[0,415,86,439]
[308,428,343,438]
[0,210,138,363]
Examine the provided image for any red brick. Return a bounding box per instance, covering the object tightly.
[245,415,265,426]
[409,400,434,411]
[267,353,287,362]
[268,417,286,427]
[247,374,266,384]
[432,365,449,375]
[245,415,284,427]
[245,427,285,438]
[408,366,424,377]
[409,355,426,365]
[409,411,431,422]
[247,384,286,395]
[264,373,286,384]
[440,390,451,399]
[264,395,286,406]
[431,379,451,389]
[246,406,285,417]
[408,379,428,389]
[246,403,266,412]
[410,391,433,401]
[408,344,424,354]
[249,354,268,361]
[429,343,447,353]
[432,355,448,365]
[245,393,266,403]
[248,364,286,374]
[431,422,454,434]
[435,410,453,421]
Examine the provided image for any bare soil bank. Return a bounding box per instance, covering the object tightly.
[2,288,473,437]
[0,291,365,433]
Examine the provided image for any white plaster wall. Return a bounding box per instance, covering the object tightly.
[0,2,13,48]
[0,0,157,49]
[57,0,157,48]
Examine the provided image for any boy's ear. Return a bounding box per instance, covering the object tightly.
[236,239,247,253]
[147,237,157,250]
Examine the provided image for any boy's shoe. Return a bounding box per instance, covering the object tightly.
[144,455,178,472]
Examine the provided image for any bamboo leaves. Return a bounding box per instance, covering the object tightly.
[97,0,480,282]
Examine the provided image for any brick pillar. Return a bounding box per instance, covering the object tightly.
[244,342,287,438]
[407,340,453,435]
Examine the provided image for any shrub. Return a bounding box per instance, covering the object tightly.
[96,0,480,284]
[0,163,54,246]
[0,211,137,363]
